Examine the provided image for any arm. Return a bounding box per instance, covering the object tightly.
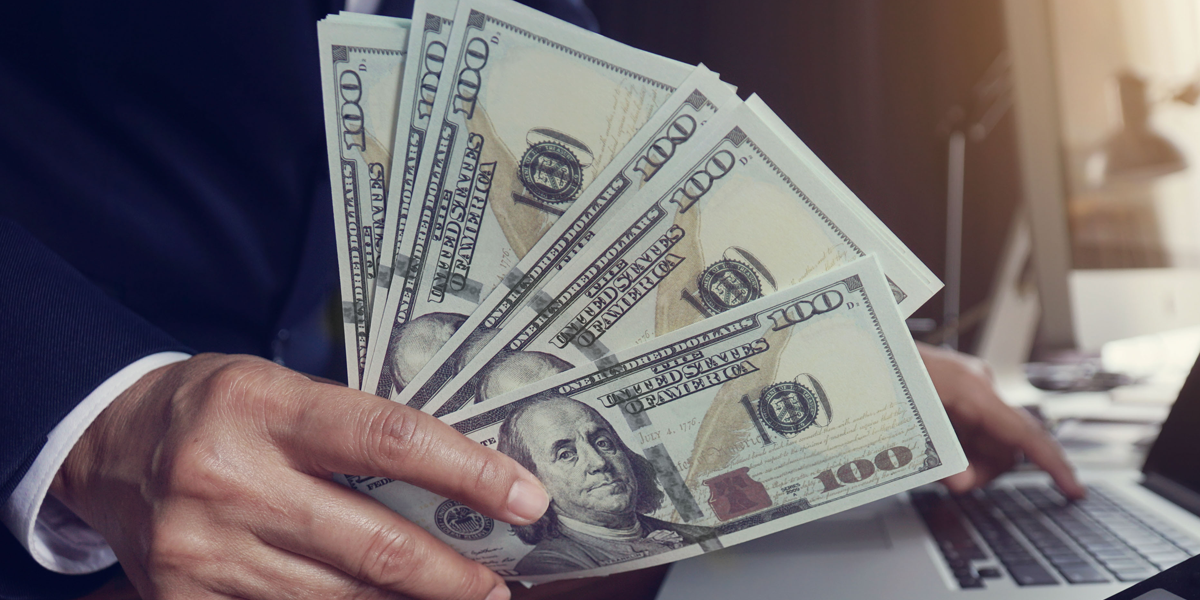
[0,218,193,599]
[1,222,550,600]
[0,219,190,502]
[52,353,548,600]
[5,352,190,574]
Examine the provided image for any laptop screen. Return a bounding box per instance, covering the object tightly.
[1141,355,1200,509]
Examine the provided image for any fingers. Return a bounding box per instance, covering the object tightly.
[1008,416,1087,500]
[977,398,1084,499]
[275,382,548,526]
[254,476,509,600]
[213,543,414,600]
[199,532,466,600]
[941,467,978,495]
[940,448,1013,493]
[945,384,1085,499]
[303,373,346,387]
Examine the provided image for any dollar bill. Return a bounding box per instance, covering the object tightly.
[317,15,410,389]
[361,0,696,399]
[384,67,739,410]
[342,258,966,582]
[363,1,459,380]
[427,95,942,416]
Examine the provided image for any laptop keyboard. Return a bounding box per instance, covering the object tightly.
[911,484,1200,589]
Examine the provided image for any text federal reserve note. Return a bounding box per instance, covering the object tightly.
[362,0,694,399]
[428,95,941,415]
[343,258,966,582]
[388,67,739,410]
[318,15,410,389]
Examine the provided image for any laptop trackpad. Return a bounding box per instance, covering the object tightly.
[730,511,892,555]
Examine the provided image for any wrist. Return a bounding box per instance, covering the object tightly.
[49,358,181,528]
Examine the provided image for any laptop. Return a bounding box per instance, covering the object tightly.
[656,354,1200,599]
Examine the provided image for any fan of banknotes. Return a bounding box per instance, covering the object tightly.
[318,0,967,583]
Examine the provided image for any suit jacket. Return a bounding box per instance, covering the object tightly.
[0,0,596,598]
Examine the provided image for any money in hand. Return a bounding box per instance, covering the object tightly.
[318,0,965,585]
[343,257,966,581]
[317,14,411,388]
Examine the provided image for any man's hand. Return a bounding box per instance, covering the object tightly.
[50,354,550,600]
[918,343,1086,500]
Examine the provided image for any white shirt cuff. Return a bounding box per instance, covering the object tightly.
[2,351,191,574]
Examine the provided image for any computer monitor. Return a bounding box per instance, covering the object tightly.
[1004,0,1200,352]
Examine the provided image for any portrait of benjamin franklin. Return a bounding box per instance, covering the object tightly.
[497,395,713,575]
[388,312,467,389]
[476,350,574,402]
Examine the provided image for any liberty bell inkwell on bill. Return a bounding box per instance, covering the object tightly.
[512,128,594,216]
[740,374,835,445]
[682,246,779,318]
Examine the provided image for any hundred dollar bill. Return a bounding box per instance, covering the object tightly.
[342,258,966,582]
[364,0,458,378]
[362,0,695,399]
[427,95,941,416]
[383,67,739,409]
[318,15,410,389]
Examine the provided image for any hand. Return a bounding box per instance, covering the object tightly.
[917,343,1086,500]
[50,353,550,600]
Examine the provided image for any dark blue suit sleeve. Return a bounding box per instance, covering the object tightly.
[0,219,190,502]
[0,218,189,600]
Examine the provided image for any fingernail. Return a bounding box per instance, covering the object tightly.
[507,478,549,523]
[486,584,511,600]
